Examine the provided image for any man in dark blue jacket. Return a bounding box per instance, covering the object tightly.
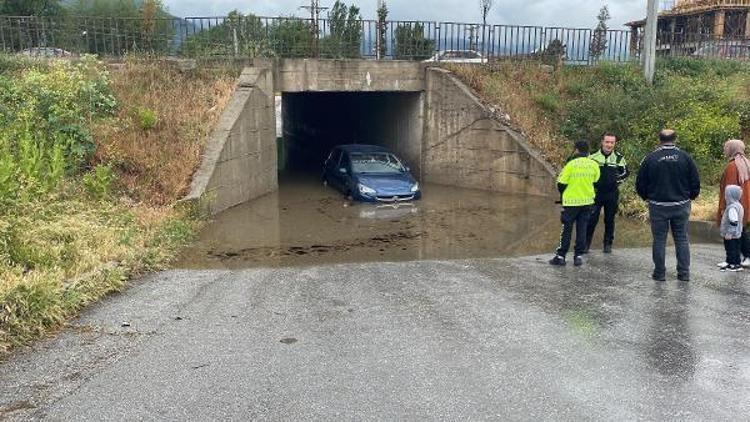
[636,129,701,282]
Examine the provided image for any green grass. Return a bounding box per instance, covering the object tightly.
[0,55,235,356]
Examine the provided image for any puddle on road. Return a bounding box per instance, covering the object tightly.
[176,175,707,269]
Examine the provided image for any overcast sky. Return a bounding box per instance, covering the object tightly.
[163,0,646,29]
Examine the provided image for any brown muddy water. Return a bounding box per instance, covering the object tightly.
[176,175,713,269]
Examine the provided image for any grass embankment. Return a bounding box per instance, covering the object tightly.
[0,56,237,355]
[451,58,750,220]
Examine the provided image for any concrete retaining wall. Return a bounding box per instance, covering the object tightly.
[423,67,557,197]
[185,67,278,215]
[274,59,425,92]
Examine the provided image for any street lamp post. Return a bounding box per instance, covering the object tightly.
[643,0,659,83]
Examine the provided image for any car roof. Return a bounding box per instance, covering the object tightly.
[336,144,392,154]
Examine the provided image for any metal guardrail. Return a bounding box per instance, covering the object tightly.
[0,15,634,64]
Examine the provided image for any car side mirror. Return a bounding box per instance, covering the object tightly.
[339,167,347,174]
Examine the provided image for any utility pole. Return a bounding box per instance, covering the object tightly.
[300,0,328,57]
[643,0,659,83]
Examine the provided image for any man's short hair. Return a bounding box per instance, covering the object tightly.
[575,140,590,154]
[659,129,677,143]
[602,132,617,140]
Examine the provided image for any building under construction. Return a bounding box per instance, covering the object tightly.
[627,0,750,55]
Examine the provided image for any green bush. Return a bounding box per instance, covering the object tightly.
[0,56,116,205]
[83,165,115,200]
[137,107,158,130]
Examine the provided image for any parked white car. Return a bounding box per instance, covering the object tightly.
[19,47,76,58]
[424,50,487,64]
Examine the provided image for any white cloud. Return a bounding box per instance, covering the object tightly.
[163,0,646,28]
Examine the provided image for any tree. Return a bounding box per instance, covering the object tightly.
[268,18,314,58]
[394,23,435,60]
[67,0,173,55]
[479,0,493,26]
[180,12,312,58]
[320,1,362,58]
[0,0,61,16]
[538,38,566,66]
[376,0,388,59]
[590,5,610,61]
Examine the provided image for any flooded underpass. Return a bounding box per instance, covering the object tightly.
[175,174,709,269]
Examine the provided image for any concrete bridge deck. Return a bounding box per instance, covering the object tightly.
[2,245,749,420]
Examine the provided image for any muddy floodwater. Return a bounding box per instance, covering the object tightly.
[176,175,711,269]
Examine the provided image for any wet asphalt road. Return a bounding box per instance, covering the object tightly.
[2,245,749,420]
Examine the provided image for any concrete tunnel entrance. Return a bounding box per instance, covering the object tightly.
[280,91,424,177]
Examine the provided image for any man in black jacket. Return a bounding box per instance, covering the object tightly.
[636,129,701,282]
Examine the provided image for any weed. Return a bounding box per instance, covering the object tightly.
[137,107,158,130]
[83,165,115,199]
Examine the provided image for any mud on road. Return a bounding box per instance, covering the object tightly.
[176,174,684,269]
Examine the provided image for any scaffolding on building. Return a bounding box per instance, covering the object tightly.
[627,0,750,56]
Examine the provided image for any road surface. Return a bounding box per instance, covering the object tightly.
[2,245,749,420]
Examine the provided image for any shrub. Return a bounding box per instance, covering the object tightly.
[83,165,115,200]
[137,107,158,130]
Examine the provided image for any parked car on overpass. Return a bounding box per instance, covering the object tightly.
[18,47,76,58]
[424,49,487,64]
[323,144,421,203]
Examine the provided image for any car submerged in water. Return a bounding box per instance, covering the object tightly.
[323,145,421,203]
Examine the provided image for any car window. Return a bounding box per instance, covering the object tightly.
[340,153,351,170]
[350,153,405,174]
[328,149,342,167]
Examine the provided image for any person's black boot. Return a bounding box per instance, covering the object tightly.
[574,256,584,267]
[652,272,666,282]
[549,255,567,266]
[603,244,612,254]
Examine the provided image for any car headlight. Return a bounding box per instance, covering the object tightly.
[411,182,420,192]
[358,184,376,195]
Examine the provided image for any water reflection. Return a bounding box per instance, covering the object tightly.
[645,282,697,379]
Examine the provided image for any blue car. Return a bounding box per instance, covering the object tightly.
[323,145,422,202]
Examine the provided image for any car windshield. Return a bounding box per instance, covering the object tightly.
[350,153,405,174]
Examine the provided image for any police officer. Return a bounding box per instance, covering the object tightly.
[585,132,630,254]
[550,140,601,267]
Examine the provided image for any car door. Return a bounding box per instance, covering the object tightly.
[334,152,352,192]
[324,148,341,186]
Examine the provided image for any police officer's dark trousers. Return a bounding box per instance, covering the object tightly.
[586,191,619,249]
[557,206,592,258]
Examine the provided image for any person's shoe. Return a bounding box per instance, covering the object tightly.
[603,244,612,254]
[652,273,666,282]
[677,274,690,282]
[549,255,567,266]
[742,258,750,268]
[574,256,584,267]
[722,265,744,272]
[718,261,730,270]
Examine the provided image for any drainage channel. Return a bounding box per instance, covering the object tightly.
[175,175,711,269]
